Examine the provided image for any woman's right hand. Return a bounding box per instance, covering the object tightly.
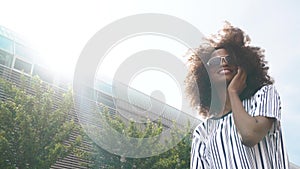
[227,67,247,95]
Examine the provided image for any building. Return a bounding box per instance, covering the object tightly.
[0,25,201,168]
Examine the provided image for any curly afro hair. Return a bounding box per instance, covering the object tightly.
[185,22,273,118]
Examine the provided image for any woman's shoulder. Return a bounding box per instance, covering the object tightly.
[257,84,276,91]
[193,120,209,137]
[193,117,219,137]
[194,121,206,132]
[248,84,282,120]
[253,84,280,98]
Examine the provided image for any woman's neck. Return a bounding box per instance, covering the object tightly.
[212,84,232,117]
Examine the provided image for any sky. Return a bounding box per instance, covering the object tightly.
[0,0,299,165]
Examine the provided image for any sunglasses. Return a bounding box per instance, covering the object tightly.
[206,55,235,67]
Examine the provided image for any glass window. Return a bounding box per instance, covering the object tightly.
[13,58,32,74]
[0,35,14,54]
[0,51,13,67]
[95,81,112,95]
[15,43,34,60]
[32,65,53,83]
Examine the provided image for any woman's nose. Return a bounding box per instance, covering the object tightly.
[220,57,228,65]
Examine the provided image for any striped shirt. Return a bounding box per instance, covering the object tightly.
[190,85,290,169]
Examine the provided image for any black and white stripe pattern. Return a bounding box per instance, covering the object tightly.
[190,85,290,169]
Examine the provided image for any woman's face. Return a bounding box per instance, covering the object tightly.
[207,48,238,85]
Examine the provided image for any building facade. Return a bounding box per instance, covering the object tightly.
[0,25,201,168]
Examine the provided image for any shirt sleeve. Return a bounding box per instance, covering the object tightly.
[190,123,209,169]
[251,85,281,120]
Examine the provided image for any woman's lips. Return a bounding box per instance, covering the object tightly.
[218,68,232,75]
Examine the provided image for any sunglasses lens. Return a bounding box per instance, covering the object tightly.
[207,56,234,67]
[207,57,221,66]
[224,56,232,64]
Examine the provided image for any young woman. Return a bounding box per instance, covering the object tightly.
[186,23,289,169]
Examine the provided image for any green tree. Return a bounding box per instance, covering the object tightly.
[0,77,83,169]
[86,107,192,169]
